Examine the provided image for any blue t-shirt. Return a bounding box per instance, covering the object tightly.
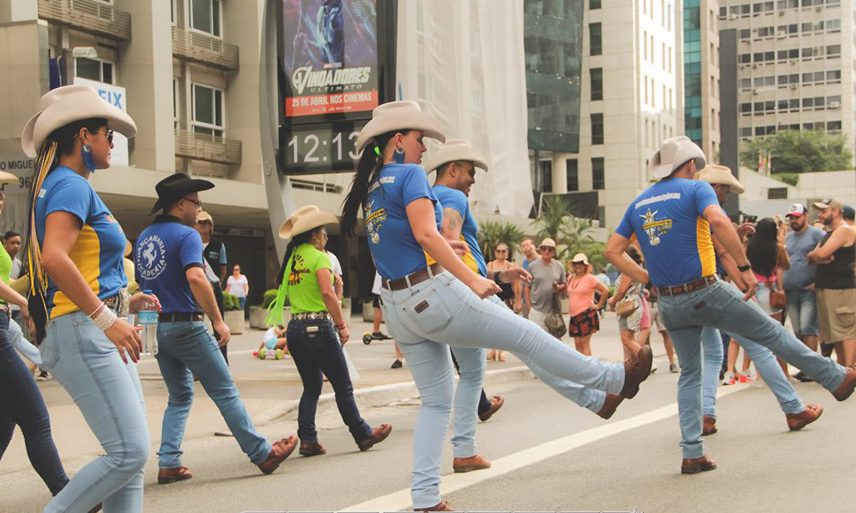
[135,216,204,314]
[433,185,487,277]
[783,226,826,290]
[615,178,719,287]
[34,166,127,318]
[365,163,442,279]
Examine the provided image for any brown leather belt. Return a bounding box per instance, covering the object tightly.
[382,264,444,291]
[159,312,204,322]
[653,275,718,297]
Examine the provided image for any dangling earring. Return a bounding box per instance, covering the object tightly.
[81,143,96,172]
[392,147,405,164]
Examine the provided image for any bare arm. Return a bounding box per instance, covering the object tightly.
[406,198,499,298]
[712,232,746,288]
[703,205,757,300]
[609,274,632,305]
[605,233,649,285]
[594,281,609,309]
[187,267,230,345]
[317,267,349,344]
[776,243,790,271]
[440,208,464,243]
[808,226,854,262]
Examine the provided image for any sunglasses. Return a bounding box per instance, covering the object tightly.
[181,197,202,208]
[540,247,555,252]
[496,249,508,253]
[92,129,114,144]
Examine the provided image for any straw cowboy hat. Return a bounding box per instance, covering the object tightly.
[355,101,446,153]
[196,210,214,224]
[647,136,707,180]
[696,164,745,194]
[539,238,557,249]
[422,139,489,174]
[21,85,137,158]
[570,253,589,265]
[278,205,338,239]
[0,171,18,183]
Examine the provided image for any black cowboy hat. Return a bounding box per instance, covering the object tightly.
[150,173,214,214]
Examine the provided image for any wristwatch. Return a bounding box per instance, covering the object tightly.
[737,263,752,272]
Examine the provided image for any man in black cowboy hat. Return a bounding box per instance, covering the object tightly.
[135,173,297,484]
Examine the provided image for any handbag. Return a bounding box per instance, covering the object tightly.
[616,298,639,318]
[770,289,786,310]
[544,294,567,339]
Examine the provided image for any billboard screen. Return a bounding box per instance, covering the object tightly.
[281,0,379,119]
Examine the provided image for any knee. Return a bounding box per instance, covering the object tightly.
[421,380,455,411]
[110,436,150,474]
[168,389,194,409]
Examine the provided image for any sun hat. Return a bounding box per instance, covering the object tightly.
[696,164,745,194]
[785,203,807,218]
[355,101,446,153]
[813,198,843,211]
[278,205,338,239]
[422,139,489,174]
[197,210,214,224]
[570,253,589,265]
[150,173,214,214]
[648,136,707,180]
[21,85,137,158]
[539,238,557,249]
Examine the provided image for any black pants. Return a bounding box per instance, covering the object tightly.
[0,311,68,495]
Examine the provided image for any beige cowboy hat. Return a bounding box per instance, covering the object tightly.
[813,198,843,211]
[570,253,589,265]
[696,164,745,194]
[21,85,137,158]
[278,205,338,239]
[422,138,489,174]
[0,171,18,183]
[196,210,214,224]
[648,136,706,180]
[355,101,446,153]
[539,238,557,249]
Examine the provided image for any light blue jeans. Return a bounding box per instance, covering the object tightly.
[659,280,846,459]
[155,321,271,468]
[785,287,819,337]
[9,317,42,366]
[448,346,484,458]
[701,327,803,417]
[380,271,624,508]
[39,311,150,513]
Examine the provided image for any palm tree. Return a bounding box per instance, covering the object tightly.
[477,220,525,262]
[535,194,595,260]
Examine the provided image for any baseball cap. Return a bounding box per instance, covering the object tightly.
[813,198,843,210]
[785,203,806,218]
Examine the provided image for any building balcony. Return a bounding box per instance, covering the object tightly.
[38,0,131,42]
[172,26,239,72]
[175,129,242,167]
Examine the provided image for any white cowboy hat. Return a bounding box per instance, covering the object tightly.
[278,205,338,239]
[648,136,706,180]
[696,164,745,195]
[0,171,18,184]
[355,101,446,153]
[570,253,589,265]
[21,85,137,158]
[539,238,557,248]
[422,139,489,174]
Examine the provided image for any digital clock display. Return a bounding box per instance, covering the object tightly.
[279,122,367,174]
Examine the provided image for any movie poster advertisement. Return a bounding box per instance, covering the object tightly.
[282,0,379,118]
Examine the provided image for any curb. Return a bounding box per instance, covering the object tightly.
[254,365,533,426]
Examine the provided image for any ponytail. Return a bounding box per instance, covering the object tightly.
[266,230,314,327]
[340,131,401,237]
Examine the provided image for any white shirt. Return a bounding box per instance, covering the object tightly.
[371,272,382,296]
[226,274,248,297]
[327,250,343,277]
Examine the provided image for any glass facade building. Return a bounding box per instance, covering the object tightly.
[684,0,703,146]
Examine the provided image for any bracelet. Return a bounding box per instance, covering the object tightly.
[737,263,752,272]
[88,302,105,319]
[90,304,118,331]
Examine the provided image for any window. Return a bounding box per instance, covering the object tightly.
[566,159,579,191]
[74,57,114,84]
[590,23,602,55]
[590,0,601,9]
[538,160,553,193]
[592,158,605,190]
[591,113,604,145]
[191,0,221,37]
[768,188,788,199]
[173,78,179,128]
[590,68,603,101]
[191,83,223,137]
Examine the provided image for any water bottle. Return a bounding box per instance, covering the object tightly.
[137,290,159,356]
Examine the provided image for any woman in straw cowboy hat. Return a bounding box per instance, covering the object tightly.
[23,85,161,513]
[0,170,71,499]
[267,206,391,457]
[340,100,653,511]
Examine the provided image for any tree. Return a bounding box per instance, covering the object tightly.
[739,130,852,174]
[477,220,525,262]
[535,194,596,261]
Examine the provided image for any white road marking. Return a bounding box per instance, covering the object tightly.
[339,385,745,512]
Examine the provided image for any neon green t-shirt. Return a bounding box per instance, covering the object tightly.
[0,245,11,305]
[285,243,332,314]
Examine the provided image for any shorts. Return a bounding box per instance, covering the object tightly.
[649,301,666,332]
[617,299,643,332]
[568,308,599,338]
[264,336,278,350]
[372,295,381,308]
[755,282,783,315]
[816,288,856,343]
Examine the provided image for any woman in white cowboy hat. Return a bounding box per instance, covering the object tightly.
[340,100,653,512]
[23,84,160,513]
[268,206,391,457]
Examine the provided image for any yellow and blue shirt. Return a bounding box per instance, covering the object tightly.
[615,178,719,288]
[35,166,127,318]
[432,184,485,276]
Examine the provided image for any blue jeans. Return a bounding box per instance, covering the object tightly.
[449,346,484,458]
[380,271,624,508]
[155,321,270,467]
[659,280,846,459]
[0,312,68,496]
[786,287,819,337]
[286,318,371,444]
[40,311,149,513]
[8,317,42,366]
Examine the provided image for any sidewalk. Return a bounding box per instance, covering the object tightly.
[2,311,663,475]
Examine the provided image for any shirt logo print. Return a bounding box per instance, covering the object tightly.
[288,254,310,286]
[137,235,167,280]
[640,208,673,247]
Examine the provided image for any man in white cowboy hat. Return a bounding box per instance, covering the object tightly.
[136,173,298,484]
[696,164,822,436]
[606,136,856,474]
[808,198,856,366]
